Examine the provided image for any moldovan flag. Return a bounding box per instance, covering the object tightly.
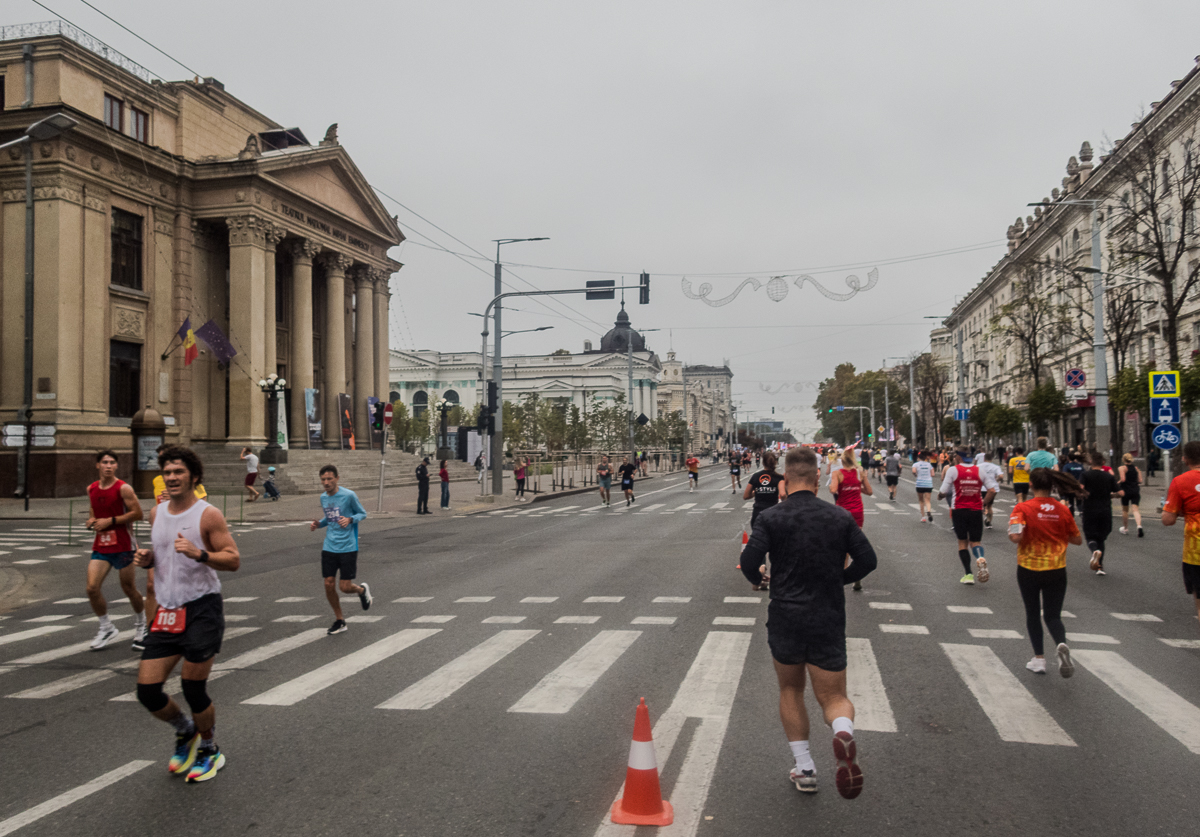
[178,318,198,366]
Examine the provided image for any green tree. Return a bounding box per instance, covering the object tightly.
[389,400,413,451]
[1026,382,1068,432]
[969,398,999,438]
[941,415,961,444]
[565,404,589,452]
[984,403,1025,440]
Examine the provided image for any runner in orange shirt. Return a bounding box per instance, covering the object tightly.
[1161,440,1200,629]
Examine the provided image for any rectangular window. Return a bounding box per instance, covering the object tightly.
[104,94,123,131]
[109,340,141,418]
[111,208,143,289]
[129,106,148,143]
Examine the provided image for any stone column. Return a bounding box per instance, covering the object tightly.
[263,225,285,377]
[322,253,351,449]
[289,239,320,447]
[225,215,269,446]
[353,267,375,443]
[372,269,391,407]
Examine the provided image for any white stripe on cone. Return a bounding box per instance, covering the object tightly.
[627,739,657,771]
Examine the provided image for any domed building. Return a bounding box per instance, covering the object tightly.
[595,305,647,355]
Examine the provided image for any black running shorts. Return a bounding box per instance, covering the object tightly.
[141,593,225,664]
[885,475,899,487]
[915,486,932,494]
[951,508,984,541]
[1183,562,1200,597]
[1121,491,1141,507]
[321,550,358,580]
[1012,481,1029,495]
[765,601,847,672]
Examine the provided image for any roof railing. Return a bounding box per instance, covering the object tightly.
[0,20,155,84]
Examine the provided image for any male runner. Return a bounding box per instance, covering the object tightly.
[938,448,998,584]
[133,446,239,783]
[148,444,208,646]
[730,453,742,493]
[741,446,876,798]
[685,453,700,492]
[884,450,901,500]
[618,456,638,506]
[597,455,613,506]
[1026,437,1058,472]
[913,451,935,522]
[86,451,146,651]
[1162,440,1200,629]
[871,449,884,483]
[1009,446,1030,502]
[979,451,1006,529]
[309,465,373,635]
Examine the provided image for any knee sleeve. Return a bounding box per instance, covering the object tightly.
[136,681,169,713]
[180,678,212,715]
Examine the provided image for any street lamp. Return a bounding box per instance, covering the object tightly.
[487,237,549,495]
[0,112,79,502]
[503,326,553,338]
[434,397,453,460]
[884,356,917,449]
[257,374,288,463]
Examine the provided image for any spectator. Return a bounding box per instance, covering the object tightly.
[240,447,261,503]
[439,459,451,510]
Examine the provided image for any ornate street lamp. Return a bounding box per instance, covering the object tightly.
[258,374,288,463]
[435,397,453,460]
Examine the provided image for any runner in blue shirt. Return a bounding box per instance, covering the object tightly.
[309,464,373,635]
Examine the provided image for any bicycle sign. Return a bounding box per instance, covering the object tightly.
[1152,424,1181,451]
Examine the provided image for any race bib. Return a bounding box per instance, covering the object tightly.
[151,606,186,634]
[96,529,118,548]
[324,506,342,523]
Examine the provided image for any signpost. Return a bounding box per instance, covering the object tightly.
[954,409,970,421]
[1150,371,1182,488]
[1065,368,1086,389]
[1152,424,1181,451]
[377,403,394,513]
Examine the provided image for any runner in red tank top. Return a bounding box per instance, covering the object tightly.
[938,449,999,585]
[829,448,873,591]
[85,450,145,650]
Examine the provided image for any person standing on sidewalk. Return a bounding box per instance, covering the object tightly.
[740,446,876,798]
[597,455,613,506]
[439,460,451,510]
[514,458,527,500]
[309,465,372,635]
[85,450,146,651]
[474,452,484,485]
[415,457,431,515]
[240,447,261,503]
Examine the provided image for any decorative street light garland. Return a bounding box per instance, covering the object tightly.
[681,268,878,307]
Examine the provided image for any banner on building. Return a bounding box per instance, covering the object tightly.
[276,392,289,450]
[305,388,321,449]
[338,393,355,450]
[194,319,237,366]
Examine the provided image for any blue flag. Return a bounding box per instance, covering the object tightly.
[195,319,237,365]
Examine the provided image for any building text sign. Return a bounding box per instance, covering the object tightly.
[279,203,373,256]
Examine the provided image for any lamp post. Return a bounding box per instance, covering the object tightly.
[0,112,78,502]
[434,397,452,460]
[489,237,549,495]
[884,356,916,449]
[257,374,288,464]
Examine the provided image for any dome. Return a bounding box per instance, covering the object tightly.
[598,305,646,353]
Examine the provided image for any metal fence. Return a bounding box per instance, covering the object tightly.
[508,449,683,497]
[1,21,156,84]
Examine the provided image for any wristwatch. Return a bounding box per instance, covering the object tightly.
[197,550,210,564]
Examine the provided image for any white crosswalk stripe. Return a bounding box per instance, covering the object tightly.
[846,638,897,732]
[510,630,641,714]
[1074,649,1200,754]
[380,630,540,710]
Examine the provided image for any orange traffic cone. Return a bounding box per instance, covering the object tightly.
[610,698,673,826]
[735,530,748,569]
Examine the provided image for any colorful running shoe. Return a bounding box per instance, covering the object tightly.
[789,767,817,793]
[169,731,200,775]
[832,731,863,799]
[186,747,225,783]
[959,574,975,585]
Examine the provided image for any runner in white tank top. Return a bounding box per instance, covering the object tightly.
[133,447,239,785]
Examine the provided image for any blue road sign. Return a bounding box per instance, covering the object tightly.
[836,405,845,412]
[954,409,970,421]
[1151,372,1180,396]
[1152,397,1181,425]
[1152,423,1181,450]
[1065,368,1086,389]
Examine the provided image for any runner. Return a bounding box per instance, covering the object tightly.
[937,448,998,585]
[979,451,1005,529]
[1007,468,1086,676]
[618,455,638,506]
[1080,452,1122,575]
[871,449,884,483]
[685,452,700,492]
[309,464,373,635]
[884,450,901,500]
[85,451,146,651]
[1061,453,1086,516]
[239,447,261,503]
[744,452,787,592]
[730,453,742,493]
[148,446,208,651]
[597,455,613,506]
[132,446,239,783]
[913,451,935,522]
[1026,437,1058,472]
[740,446,876,798]
[1117,452,1144,537]
[1009,446,1030,502]
[830,448,872,591]
[1162,441,1200,629]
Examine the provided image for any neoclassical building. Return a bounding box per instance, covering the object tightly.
[0,23,402,495]
[656,354,733,450]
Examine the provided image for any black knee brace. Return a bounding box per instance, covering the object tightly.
[136,681,169,713]
[180,679,211,715]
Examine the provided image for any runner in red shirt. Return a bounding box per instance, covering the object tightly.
[938,449,998,585]
[685,454,700,492]
[85,450,145,650]
[1161,440,1200,629]
[829,447,872,527]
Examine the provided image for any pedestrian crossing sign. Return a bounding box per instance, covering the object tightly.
[1149,371,1179,398]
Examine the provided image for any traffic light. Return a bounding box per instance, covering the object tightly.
[371,402,385,430]
[486,381,497,415]
[476,407,487,434]
[827,407,834,413]
[639,272,650,305]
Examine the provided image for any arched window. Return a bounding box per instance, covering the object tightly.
[412,390,428,418]
[443,389,460,406]
[1071,230,1080,252]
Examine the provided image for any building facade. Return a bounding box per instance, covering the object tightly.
[0,23,403,495]
[656,354,733,450]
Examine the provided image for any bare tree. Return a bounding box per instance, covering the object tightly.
[911,352,952,447]
[990,266,1062,389]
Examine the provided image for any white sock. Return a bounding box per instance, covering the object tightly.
[831,717,854,737]
[98,615,112,629]
[134,612,146,626]
[789,740,815,772]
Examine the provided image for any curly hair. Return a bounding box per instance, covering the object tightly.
[157,445,204,486]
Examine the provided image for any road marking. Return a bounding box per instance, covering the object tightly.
[869,602,912,611]
[12,558,46,562]
[0,759,154,837]
[653,597,691,604]
[1068,633,1119,644]
[379,630,540,710]
[521,596,558,603]
[583,596,624,603]
[79,613,131,622]
[243,628,440,706]
[632,616,677,625]
[0,630,134,674]
[510,630,642,714]
[968,629,1023,639]
[941,643,1075,746]
[347,615,384,623]
[846,637,897,732]
[455,596,495,603]
[1110,613,1162,622]
[724,596,761,604]
[22,615,72,623]
[593,631,752,837]
[709,502,729,509]
[555,616,600,624]
[0,626,72,647]
[880,624,929,634]
[874,501,895,510]
[393,597,433,603]
[670,503,697,511]
[274,597,311,603]
[273,615,320,623]
[224,596,259,603]
[713,617,755,626]
[412,615,456,623]
[1060,611,1076,618]
[1074,649,1200,754]
[482,616,527,624]
[948,606,993,614]
[1161,639,1200,649]
[640,504,666,512]
[908,503,923,511]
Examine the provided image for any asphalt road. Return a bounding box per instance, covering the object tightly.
[1,468,1198,836]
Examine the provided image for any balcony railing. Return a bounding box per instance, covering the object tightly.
[1,21,154,84]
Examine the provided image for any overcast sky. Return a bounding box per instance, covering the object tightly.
[18,0,1200,438]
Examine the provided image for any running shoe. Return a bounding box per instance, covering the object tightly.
[327,619,347,635]
[1026,656,1047,674]
[1089,550,1102,572]
[359,582,372,611]
[90,622,119,651]
[1056,642,1074,679]
[852,581,863,591]
[832,731,863,800]
[169,731,200,775]
[131,620,147,652]
[984,521,992,529]
[1095,568,1106,576]
[975,558,989,584]
[1138,527,1144,538]
[789,767,817,793]
[1119,526,1128,535]
[959,574,975,585]
[186,747,225,783]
